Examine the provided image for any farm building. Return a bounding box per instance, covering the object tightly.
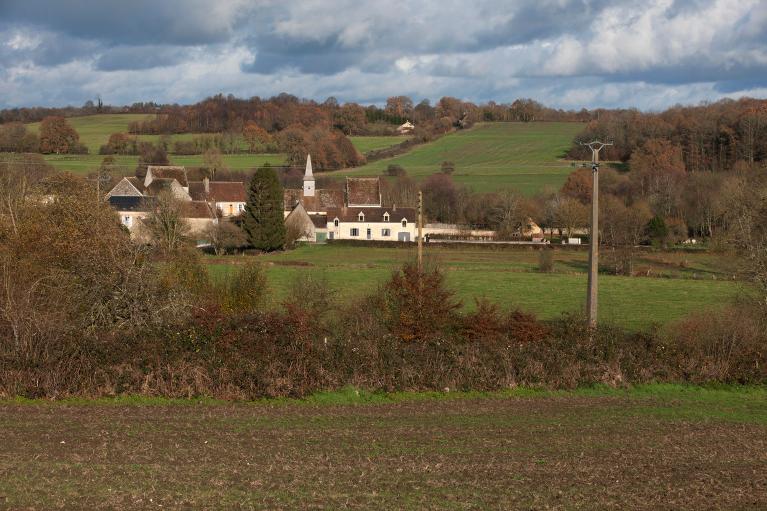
[105,165,222,237]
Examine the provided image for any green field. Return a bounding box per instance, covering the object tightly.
[2,385,765,509]
[32,153,287,175]
[24,114,287,174]
[22,116,586,195]
[206,244,743,330]
[27,114,252,153]
[350,135,410,153]
[27,114,151,154]
[337,122,585,195]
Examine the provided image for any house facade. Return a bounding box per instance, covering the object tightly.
[105,165,222,236]
[284,155,417,242]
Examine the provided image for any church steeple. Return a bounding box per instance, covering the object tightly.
[303,154,315,196]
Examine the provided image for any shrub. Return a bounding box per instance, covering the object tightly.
[666,304,767,384]
[538,249,554,272]
[217,262,268,314]
[379,262,462,341]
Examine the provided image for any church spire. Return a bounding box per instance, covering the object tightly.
[303,154,315,196]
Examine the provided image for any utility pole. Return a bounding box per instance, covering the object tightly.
[417,190,424,271]
[581,140,612,329]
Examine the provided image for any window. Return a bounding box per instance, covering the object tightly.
[123,216,132,226]
[401,219,407,228]
[238,203,245,212]
[383,212,390,222]
[350,228,359,237]
[334,218,339,227]
[366,228,372,239]
[381,228,391,237]
[358,212,365,222]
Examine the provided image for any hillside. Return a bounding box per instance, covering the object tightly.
[24,114,287,174]
[27,114,151,154]
[337,122,585,195]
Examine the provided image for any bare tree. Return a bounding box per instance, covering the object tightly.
[142,191,191,254]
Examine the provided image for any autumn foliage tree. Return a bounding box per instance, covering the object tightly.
[277,125,364,171]
[242,121,272,152]
[380,262,462,341]
[629,139,686,216]
[39,116,85,154]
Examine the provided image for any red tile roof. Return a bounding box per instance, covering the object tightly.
[182,201,216,218]
[346,177,381,206]
[189,181,246,202]
[284,188,344,211]
[147,166,188,187]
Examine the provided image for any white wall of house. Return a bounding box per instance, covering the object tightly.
[216,201,246,217]
[328,220,417,241]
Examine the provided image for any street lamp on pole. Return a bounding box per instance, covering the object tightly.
[580,140,612,329]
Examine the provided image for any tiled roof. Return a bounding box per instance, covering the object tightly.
[309,214,328,228]
[144,178,176,196]
[182,201,216,219]
[346,177,381,206]
[108,195,153,212]
[328,207,415,223]
[189,181,246,202]
[284,188,344,211]
[147,165,188,187]
[126,177,146,193]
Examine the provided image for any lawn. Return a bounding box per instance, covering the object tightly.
[336,122,586,195]
[206,244,743,330]
[350,135,410,153]
[1,385,765,509]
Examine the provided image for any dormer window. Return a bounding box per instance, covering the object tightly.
[383,212,390,222]
[334,218,339,227]
[358,212,365,222]
[401,219,407,228]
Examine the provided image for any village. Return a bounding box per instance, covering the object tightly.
[105,154,549,247]
[1,1,766,508]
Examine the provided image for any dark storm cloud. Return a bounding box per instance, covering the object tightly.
[94,46,191,71]
[0,0,244,46]
[0,0,765,109]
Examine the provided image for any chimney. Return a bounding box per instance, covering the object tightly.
[393,203,397,212]
[203,176,210,195]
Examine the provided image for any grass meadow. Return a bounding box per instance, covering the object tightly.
[336,122,586,194]
[22,114,409,175]
[206,244,743,330]
[21,116,586,197]
[349,135,411,153]
[1,384,765,509]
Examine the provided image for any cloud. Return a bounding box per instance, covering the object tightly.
[0,0,765,109]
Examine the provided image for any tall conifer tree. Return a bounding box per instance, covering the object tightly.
[243,164,285,251]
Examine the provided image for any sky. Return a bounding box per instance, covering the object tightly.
[0,0,766,110]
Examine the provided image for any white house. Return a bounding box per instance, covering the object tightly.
[397,121,415,134]
[283,155,418,242]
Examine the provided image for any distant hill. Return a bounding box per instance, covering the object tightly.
[336,122,585,195]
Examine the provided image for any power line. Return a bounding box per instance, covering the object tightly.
[579,139,613,330]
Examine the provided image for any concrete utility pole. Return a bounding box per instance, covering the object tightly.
[417,190,424,271]
[581,140,612,329]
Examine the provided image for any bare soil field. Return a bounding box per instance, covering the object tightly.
[1,386,765,509]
